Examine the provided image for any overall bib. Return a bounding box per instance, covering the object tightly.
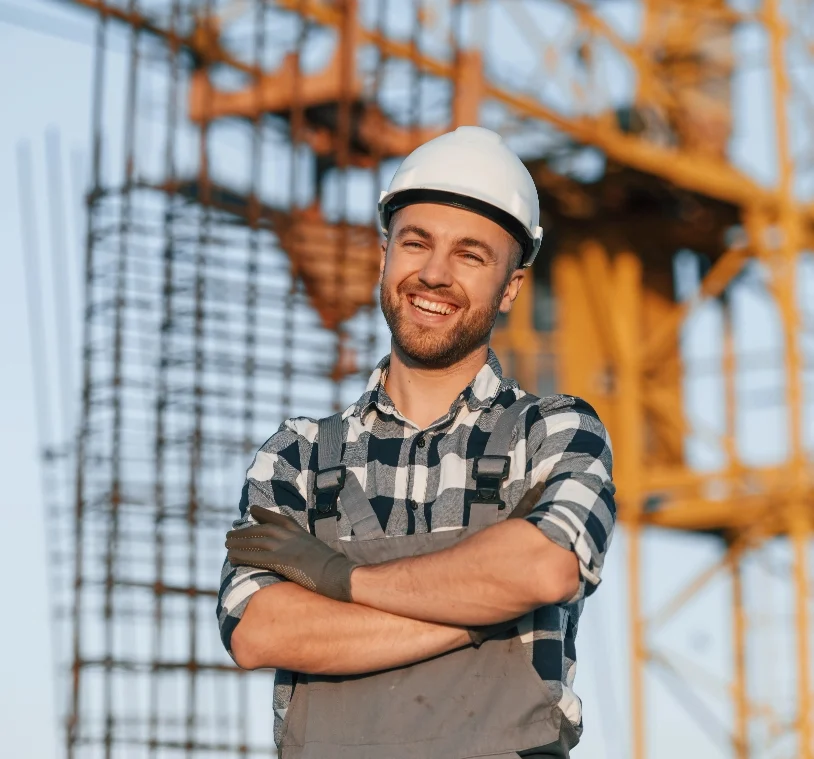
[279,396,577,759]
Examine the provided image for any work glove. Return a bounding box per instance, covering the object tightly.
[468,481,545,648]
[225,506,357,602]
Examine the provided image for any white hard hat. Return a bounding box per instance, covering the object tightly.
[378,126,543,268]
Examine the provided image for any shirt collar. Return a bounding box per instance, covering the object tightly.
[353,348,517,424]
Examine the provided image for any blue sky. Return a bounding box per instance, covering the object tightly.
[0,2,812,758]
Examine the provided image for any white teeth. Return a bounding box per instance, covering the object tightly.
[411,295,457,315]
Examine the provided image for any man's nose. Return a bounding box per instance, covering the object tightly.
[417,249,453,288]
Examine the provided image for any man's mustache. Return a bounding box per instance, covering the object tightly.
[395,280,468,310]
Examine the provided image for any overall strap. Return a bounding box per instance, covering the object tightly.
[317,411,344,472]
[469,393,540,530]
[311,412,385,542]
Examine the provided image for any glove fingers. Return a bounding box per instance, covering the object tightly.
[228,549,288,572]
[225,525,272,541]
[249,506,308,531]
[227,547,288,569]
[227,548,277,568]
[227,550,319,592]
[226,523,293,545]
[224,533,274,551]
[507,481,545,520]
[248,505,275,524]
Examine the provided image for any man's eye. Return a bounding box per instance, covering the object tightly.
[461,252,483,262]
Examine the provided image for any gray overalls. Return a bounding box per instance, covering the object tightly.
[280,396,576,759]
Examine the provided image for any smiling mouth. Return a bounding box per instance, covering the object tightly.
[409,294,460,316]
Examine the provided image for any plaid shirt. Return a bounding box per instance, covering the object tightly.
[217,350,616,743]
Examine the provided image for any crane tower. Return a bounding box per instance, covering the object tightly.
[53,1,814,757]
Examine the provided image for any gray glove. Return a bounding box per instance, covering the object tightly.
[226,506,356,602]
[468,481,545,648]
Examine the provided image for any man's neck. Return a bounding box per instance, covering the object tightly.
[383,344,489,430]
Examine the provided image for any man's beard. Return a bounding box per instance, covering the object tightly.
[380,277,503,369]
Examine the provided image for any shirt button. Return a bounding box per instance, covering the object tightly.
[416,436,426,448]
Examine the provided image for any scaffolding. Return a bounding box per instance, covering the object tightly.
[31,0,814,757]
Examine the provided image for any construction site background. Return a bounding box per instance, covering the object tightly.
[0,1,812,758]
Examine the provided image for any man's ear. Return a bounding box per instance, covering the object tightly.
[379,239,387,283]
[498,269,526,314]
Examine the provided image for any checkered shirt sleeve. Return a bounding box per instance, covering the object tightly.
[523,398,616,602]
[216,419,312,656]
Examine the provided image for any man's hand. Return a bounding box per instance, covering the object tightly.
[226,506,357,602]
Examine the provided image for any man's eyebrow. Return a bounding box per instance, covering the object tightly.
[394,224,433,242]
[454,236,496,260]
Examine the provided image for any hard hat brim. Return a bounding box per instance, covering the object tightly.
[379,188,539,268]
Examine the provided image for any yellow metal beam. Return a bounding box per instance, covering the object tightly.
[765,0,813,752]
[732,548,750,759]
[641,494,812,535]
[641,243,749,374]
[66,0,814,236]
[272,0,797,215]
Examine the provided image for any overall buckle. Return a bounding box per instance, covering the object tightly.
[309,465,345,534]
[471,455,511,509]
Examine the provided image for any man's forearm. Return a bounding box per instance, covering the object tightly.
[231,582,470,674]
[350,519,580,626]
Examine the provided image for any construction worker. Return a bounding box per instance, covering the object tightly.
[218,126,616,759]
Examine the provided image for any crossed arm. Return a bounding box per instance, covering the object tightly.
[230,518,578,673]
[232,583,469,673]
[223,404,614,674]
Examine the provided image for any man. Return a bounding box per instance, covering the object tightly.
[217,126,616,759]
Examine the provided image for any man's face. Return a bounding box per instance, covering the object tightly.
[379,203,525,369]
